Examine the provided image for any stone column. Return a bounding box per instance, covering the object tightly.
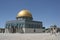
[5,28,9,33]
[15,24,20,33]
[17,24,19,33]
[22,24,25,33]
[5,25,10,33]
[9,24,12,33]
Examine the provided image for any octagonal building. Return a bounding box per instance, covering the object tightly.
[5,9,45,33]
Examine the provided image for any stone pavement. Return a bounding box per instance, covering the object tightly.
[0,33,60,40]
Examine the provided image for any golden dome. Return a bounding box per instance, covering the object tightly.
[16,10,32,18]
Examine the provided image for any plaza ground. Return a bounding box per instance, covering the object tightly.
[0,33,60,40]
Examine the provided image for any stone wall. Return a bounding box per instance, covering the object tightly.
[25,28,45,33]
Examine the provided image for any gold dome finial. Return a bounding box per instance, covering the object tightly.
[16,9,32,18]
